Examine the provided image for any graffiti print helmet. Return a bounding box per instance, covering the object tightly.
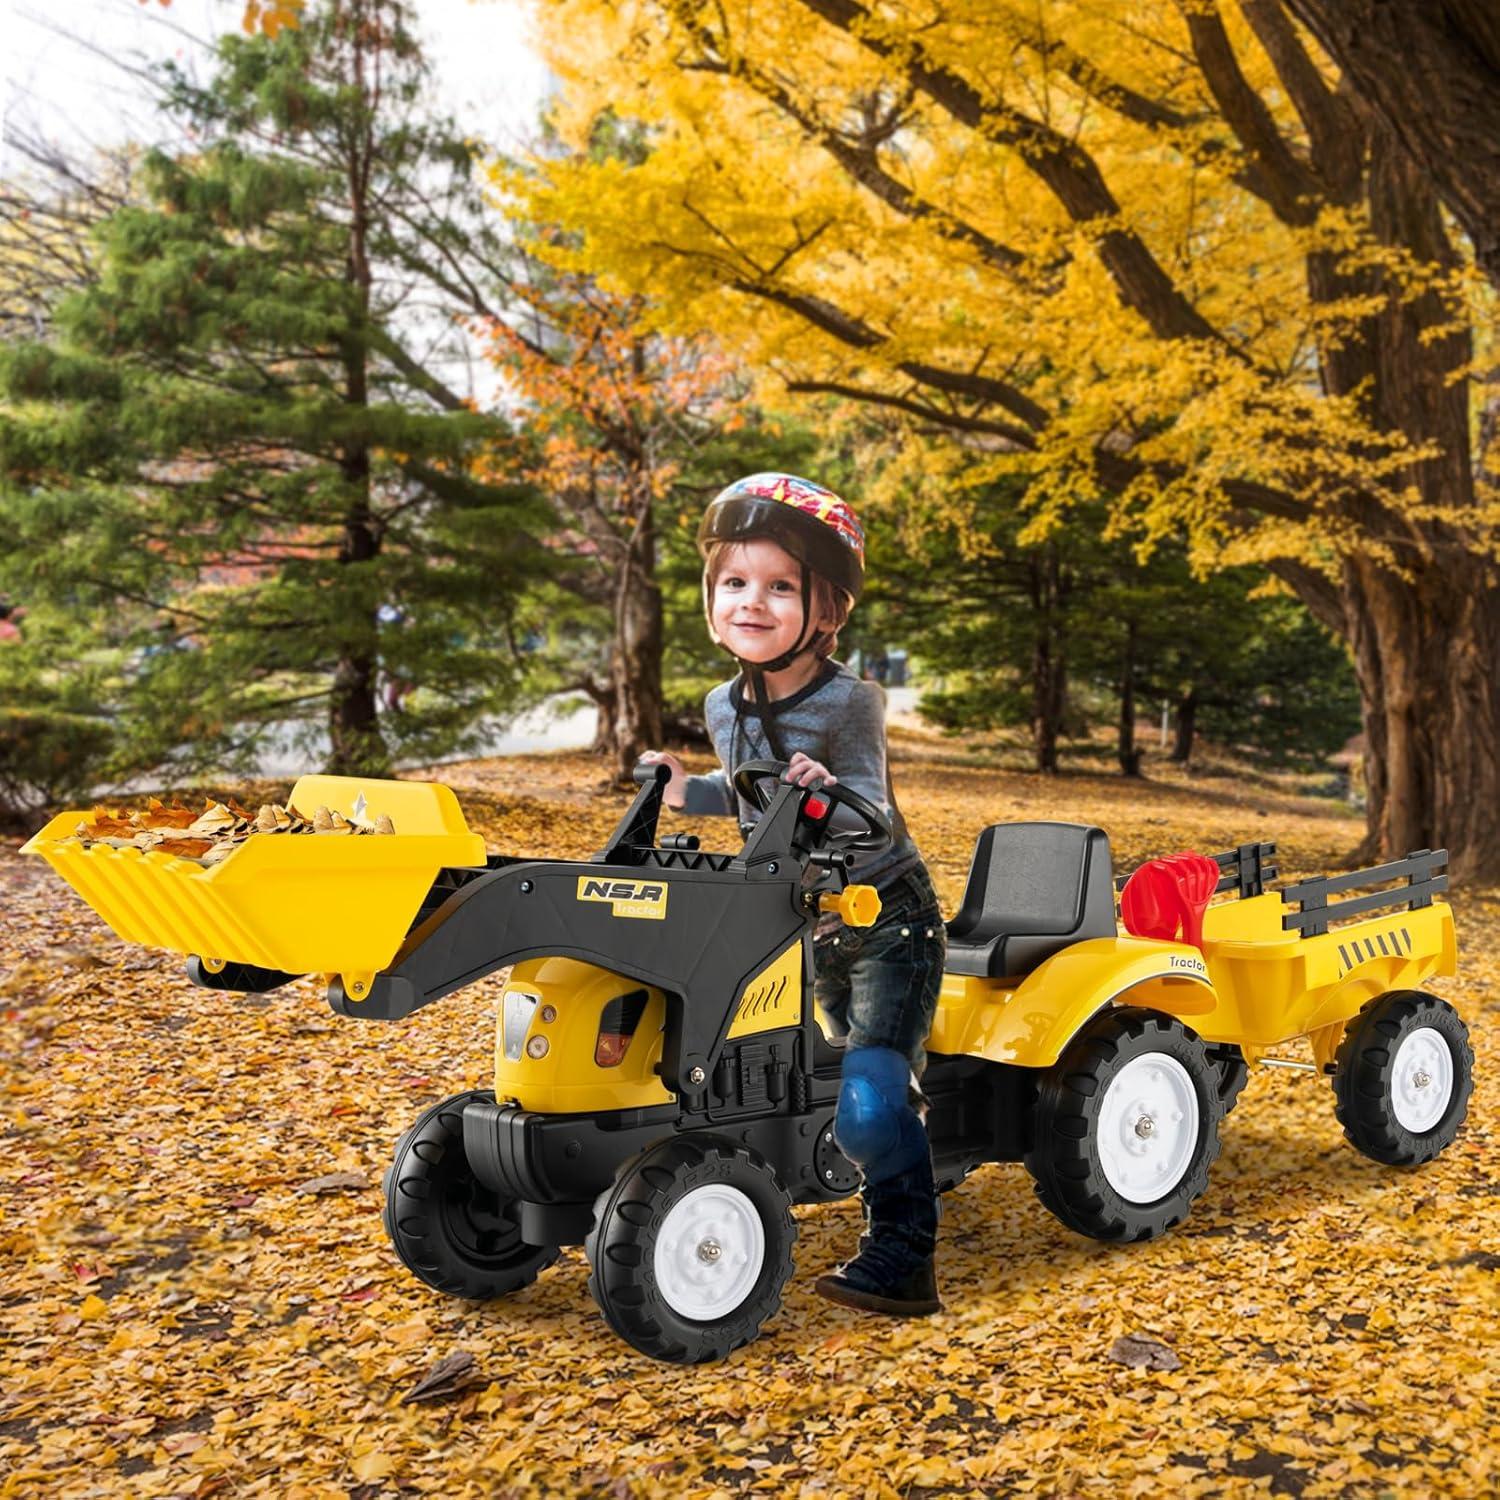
[698,472,865,603]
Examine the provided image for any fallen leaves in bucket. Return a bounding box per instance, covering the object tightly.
[63,796,396,866]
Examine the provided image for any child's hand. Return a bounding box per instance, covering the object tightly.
[639,750,688,809]
[784,751,837,788]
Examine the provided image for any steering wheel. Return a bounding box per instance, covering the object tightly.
[732,759,894,854]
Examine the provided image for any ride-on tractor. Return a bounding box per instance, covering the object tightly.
[24,763,1472,1363]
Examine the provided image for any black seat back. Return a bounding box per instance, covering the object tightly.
[945,822,1116,978]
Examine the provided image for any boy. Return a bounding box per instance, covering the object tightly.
[644,473,947,1316]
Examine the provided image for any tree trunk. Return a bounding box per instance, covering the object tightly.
[1118,621,1142,777]
[1288,116,1499,877]
[329,497,385,775]
[1029,543,1065,773]
[1170,688,1197,764]
[1032,635,1065,775]
[330,405,384,771]
[579,675,616,756]
[609,499,663,779]
[328,3,385,778]
[1283,0,1500,290]
[1339,557,1500,880]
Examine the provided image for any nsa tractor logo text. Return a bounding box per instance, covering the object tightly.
[576,877,668,920]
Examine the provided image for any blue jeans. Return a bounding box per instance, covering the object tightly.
[813,864,946,1080]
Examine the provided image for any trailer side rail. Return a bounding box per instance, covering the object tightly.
[1114,841,1278,899]
[1280,849,1448,937]
[1214,841,1278,899]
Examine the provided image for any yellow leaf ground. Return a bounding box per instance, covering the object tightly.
[1,736,1493,1497]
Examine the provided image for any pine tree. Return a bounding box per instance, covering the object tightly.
[0,0,550,783]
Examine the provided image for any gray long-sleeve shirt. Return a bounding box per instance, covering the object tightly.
[678,659,922,892]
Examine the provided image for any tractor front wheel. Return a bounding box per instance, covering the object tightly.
[1332,991,1473,1166]
[382,1090,560,1299]
[1025,1008,1222,1242]
[585,1135,796,1363]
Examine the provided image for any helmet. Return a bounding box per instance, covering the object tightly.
[698,472,864,602]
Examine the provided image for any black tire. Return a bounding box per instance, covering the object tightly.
[382,1090,560,1299]
[585,1134,796,1363]
[1024,1008,1223,1242]
[1206,1042,1250,1115]
[1333,991,1473,1166]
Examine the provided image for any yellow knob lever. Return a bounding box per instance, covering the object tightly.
[819,884,882,928]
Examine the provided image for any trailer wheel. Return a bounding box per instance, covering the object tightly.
[382,1090,560,1299]
[1206,1042,1250,1115]
[585,1135,796,1364]
[1333,991,1473,1166]
[1025,1008,1222,1242]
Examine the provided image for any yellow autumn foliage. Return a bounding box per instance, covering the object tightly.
[517,0,1499,562]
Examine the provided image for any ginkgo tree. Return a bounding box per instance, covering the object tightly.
[518,0,1500,879]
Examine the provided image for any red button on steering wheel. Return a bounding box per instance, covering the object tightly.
[731,760,892,853]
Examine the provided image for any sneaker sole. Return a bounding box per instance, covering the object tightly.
[813,1274,942,1318]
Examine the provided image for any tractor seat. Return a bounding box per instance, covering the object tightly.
[945,822,1117,979]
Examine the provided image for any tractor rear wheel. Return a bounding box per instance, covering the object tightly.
[585,1134,796,1363]
[1332,991,1473,1166]
[382,1090,560,1299]
[1025,1008,1222,1242]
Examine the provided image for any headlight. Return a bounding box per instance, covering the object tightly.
[502,990,539,1061]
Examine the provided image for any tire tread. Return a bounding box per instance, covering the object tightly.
[1024,1007,1223,1242]
[1332,991,1472,1166]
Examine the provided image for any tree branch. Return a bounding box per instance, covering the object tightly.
[783,378,1038,446]
[1282,0,1500,284]
[1265,556,1344,632]
[670,9,1031,280]
[1184,5,1321,224]
[729,277,1052,430]
[1237,0,1360,189]
[369,328,472,411]
[792,0,1234,348]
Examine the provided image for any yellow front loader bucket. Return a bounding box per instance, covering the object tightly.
[20,775,487,985]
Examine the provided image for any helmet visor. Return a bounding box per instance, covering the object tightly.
[699,494,805,549]
[698,493,863,601]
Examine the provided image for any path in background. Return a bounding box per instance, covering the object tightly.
[91,687,923,794]
[257,695,603,778]
[327,687,917,771]
[428,685,919,767]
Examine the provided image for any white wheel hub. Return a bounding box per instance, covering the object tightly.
[652,1183,765,1320]
[1097,1053,1201,1203]
[1390,1026,1454,1133]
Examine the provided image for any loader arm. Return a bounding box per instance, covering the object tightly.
[330,857,810,1097]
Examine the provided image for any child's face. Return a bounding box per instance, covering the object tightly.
[710,539,830,664]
